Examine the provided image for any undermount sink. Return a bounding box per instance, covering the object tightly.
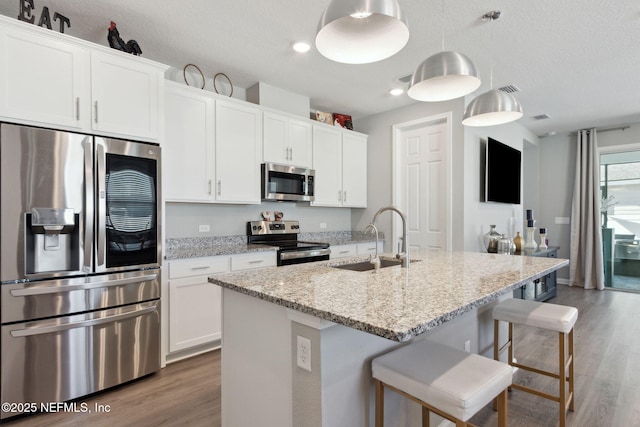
[332,258,403,272]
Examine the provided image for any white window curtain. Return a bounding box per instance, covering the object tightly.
[569,129,605,290]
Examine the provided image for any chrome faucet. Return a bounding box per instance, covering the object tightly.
[371,206,409,267]
[364,223,381,271]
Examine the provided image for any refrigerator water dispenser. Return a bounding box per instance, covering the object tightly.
[25,208,79,274]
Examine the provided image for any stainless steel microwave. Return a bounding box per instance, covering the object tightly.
[261,163,315,202]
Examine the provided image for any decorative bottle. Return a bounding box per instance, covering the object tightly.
[483,225,501,253]
[513,232,523,252]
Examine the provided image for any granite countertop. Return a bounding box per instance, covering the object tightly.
[164,231,380,260]
[209,249,569,342]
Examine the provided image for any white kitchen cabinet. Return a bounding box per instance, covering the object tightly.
[167,251,276,356]
[329,244,358,259]
[357,241,384,256]
[0,22,90,129]
[0,16,166,142]
[168,256,230,353]
[312,125,342,206]
[231,251,277,271]
[164,82,215,202]
[263,111,312,168]
[215,99,262,203]
[90,51,163,140]
[312,124,367,207]
[341,132,368,207]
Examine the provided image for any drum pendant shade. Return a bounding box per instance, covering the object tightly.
[408,51,481,102]
[462,89,523,126]
[315,0,409,64]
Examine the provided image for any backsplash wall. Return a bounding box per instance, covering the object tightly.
[165,202,353,238]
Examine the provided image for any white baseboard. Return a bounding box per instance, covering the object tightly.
[557,278,569,285]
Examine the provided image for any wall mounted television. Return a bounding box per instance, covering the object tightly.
[485,137,521,204]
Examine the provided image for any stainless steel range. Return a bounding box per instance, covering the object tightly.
[247,221,330,265]
[0,123,161,419]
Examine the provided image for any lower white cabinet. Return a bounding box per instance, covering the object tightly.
[329,242,383,259]
[168,256,229,353]
[357,241,383,256]
[231,251,276,271]
[167,251,276,356]
[330,244,358,259]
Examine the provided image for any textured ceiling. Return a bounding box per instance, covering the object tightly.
[1,0,639,137]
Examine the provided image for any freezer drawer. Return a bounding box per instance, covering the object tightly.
[1,269,160,324]
[1,301,160,419]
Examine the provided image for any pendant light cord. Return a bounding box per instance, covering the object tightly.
[489,16,494,89]
[481,11,501,90]
[440,0,445,51]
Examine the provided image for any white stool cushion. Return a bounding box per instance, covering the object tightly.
[492,298,578,333]
[372,339,512,422]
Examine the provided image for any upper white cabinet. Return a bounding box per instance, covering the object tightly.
[0,16,166,142]
[164,83,262,204]
[312,125,342,206]
[312,124,367,207]
[215,99,262,204]
[0,23,90,129]
[341,132,368,207]
[90,52,162,140]
[164,82,215,202]
[263,111,312,168]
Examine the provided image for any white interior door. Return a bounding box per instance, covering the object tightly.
[396,119,450,253]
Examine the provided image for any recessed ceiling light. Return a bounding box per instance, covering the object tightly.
[389,88,404,96]
[292,41,311,53]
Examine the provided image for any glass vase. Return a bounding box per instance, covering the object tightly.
[483,225,501,253]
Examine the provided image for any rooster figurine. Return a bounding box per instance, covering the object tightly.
[107,21,142,56]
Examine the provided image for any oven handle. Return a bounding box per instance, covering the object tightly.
[280,248,331,261]
[10,273,158,297]
[9,302,158,338]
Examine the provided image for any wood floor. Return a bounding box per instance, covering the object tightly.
[2,351,220,427]
[3,285,640,426]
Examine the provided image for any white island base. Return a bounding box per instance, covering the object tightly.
[221,288,509,427]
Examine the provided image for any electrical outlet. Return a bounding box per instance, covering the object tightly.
[297,335,312,372]
[320,222,327,229]
[198,224,210,232]
[464,340,471,352]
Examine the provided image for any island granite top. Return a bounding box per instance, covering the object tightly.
[209,248,569,342]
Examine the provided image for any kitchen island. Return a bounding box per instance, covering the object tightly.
[209,248,569,427]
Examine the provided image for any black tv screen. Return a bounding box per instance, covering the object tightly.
[485,137,521,204]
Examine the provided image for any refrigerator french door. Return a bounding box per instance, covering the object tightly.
[0,123,161,419]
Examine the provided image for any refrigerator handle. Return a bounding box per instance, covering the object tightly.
[96,139,106,269]
[10,273,158,297]
[9,302,158,338]
[83,137,94,272]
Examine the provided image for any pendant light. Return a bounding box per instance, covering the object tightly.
[315,0,409,64]
[408,0,480,102]
[462,11,523,127]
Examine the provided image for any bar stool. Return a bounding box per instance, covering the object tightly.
[493,298,578,427]
[372,339,512,427]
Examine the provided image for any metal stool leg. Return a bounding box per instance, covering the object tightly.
[375,379,384,427]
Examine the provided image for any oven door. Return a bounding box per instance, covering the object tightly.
[279,247,331,266]
[262,163,315,202]
[95,137,161,273]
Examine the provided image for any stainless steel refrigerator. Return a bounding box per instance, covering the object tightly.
[0,123,161,419]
